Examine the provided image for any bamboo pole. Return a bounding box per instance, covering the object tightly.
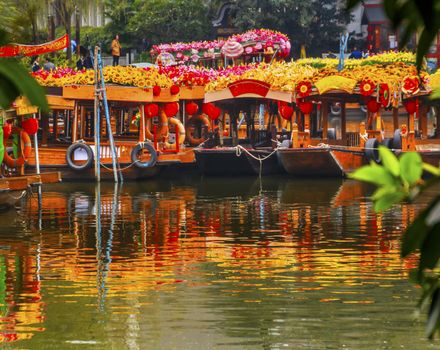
[34,112,40,175]
[97,49,120,183]
[93,46,101,182]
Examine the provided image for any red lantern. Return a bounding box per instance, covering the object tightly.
[280,105,294,120]
[185,101,199,116]
[202,103,214,116]
[404,100,417,114]
[22,118,39,135]
[208,106,221,121]
[367,99,380,113]
[3,123,12,140]
[144,103,159,118]
[164,102,179,117]
[153,86,161,96]
[298,101,313,115]
[170,85,180,95]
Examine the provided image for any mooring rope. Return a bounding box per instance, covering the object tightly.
[234,145,278,178]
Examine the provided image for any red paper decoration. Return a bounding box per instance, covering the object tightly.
[170,85,180,95]
[280,105,294,120]
[185,101,199,116]
[164,102,179,117]
[366,99,380,113]
[379,83,390,107]
[208,106,221,121]
[202,103,214,116]
[22,118,39,135]
[404,99,417,114]
[153,86,161,96]
[145,103,159,118]
[296,81,312,98]
[298,101,313,115]
[359,79,376,96]
[402,76,420,95]
[3,123,11,140]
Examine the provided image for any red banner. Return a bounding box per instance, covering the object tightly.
[228,79,271,97]
[0,34,69,57]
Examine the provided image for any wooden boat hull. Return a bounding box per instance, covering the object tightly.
[194,148,281,176]
[277,147,366,177]
[26,163,162,181]
[26,145,196,181]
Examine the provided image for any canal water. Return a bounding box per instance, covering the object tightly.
[0,177,438,350]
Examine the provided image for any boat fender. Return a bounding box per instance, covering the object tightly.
[330,103,341,115]
[66,142,94,171]
[327,128,336,140]
[131,142,157,168]
[3,127,32,168]
[365,138,380,163]
[393,129,402,149]
[382,137,393,149]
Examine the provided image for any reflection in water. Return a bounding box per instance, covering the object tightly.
[0,177,435,349]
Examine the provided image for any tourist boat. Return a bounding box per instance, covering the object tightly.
[29,37,440,179]
[277,70,440,177]
[0,98,62,209]
[24,83,197,181]
[194,80,291,176]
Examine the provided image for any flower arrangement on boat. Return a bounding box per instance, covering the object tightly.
[31,51,433,104]
[150,29,291,65]
[32,66,174,88]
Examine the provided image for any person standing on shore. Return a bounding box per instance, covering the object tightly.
[111,34,121,66]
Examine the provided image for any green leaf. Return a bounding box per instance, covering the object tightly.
[371,186,400,201]
[374,191,405,212]
[379,146,400,177]
[400,152,423,185]
[401,197,440,257]
[0,58,48,112]
[349,163,396,187]
[422,163,440,176]
[427,288,440,339]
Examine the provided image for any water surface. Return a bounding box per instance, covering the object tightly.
[0,177,437,349]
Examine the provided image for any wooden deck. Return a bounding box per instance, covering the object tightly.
[0,172,61,191]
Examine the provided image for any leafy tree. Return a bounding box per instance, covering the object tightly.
[229,0,351,57]
[0,0,41,44]
[103,0,136,52]
[127,0,212,46]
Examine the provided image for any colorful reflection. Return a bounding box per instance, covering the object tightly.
[0,178,430,348]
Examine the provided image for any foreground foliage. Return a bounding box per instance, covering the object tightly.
[350,147,440,338]
[0,29,47,111]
